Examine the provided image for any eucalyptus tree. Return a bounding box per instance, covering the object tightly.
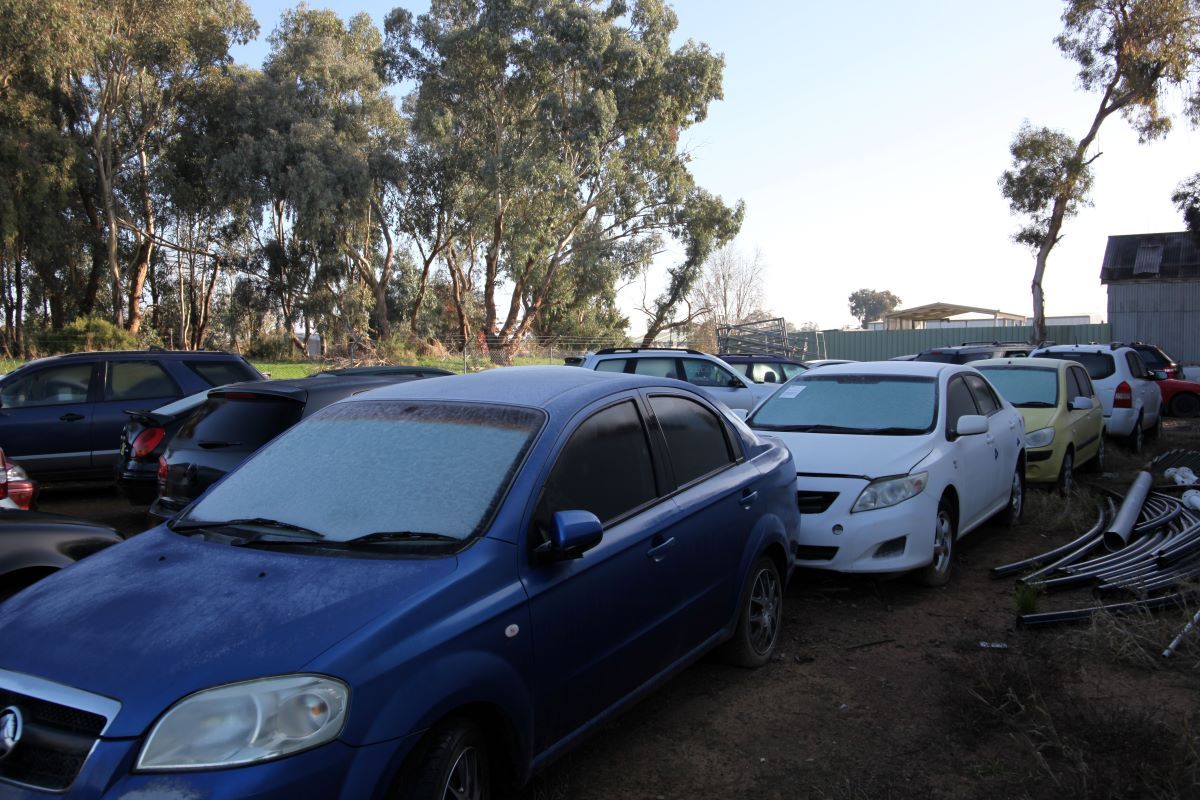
[385,0,741,361]
[1000,0,1200,343]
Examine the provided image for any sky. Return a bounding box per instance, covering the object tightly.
[235,0,1200,333]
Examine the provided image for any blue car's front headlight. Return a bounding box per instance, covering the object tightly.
[136,675,349,771]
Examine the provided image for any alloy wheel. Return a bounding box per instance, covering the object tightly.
[441,746,485,800]
[931,509,953,576]
[747,567,781,655]
[1009,469,1023,518]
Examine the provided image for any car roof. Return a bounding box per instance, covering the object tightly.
[972,357,1066,371]
[209,374,414,404]
[346,365,700,414]
[798,360,950,378]
[1034,344,1126,354]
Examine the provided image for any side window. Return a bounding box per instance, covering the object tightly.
[594,358,629,374]
[1072,367,1096,398]
[106,361,179,401]
[533,401,658,532]
[681,358,737,388]
[632,358,680,380]
[749,363,782,384]
[727,363,751,378]
[1125,351,1149,379]
[1064,368,1083,402]
[649,396,735,486]
[185,360,260,387]
[0,364,94,408]
[945,376,979,433]
[964,374,1001,416]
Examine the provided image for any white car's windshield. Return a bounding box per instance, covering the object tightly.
[749,374,937,435]
[177,401,543,543]
[976,367,1058,408]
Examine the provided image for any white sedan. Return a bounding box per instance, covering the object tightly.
[747,361,1025,586]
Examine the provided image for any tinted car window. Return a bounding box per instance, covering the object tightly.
[1065,367,1084,402]
[536,400,657,527]
[749,363,783,384]
[915,351,961,364]
[106,361,178,401]
[186,360,260,387]
[959,352,992,364]
[946,376,979,431]
[750,374,937,434]
[1134,346,1170,369]
[780,363,807,380]
[681,358,736,387]
[181,401,543,541]
[632,358,679,379]
[964,374,1001,415]
[1125,351,1149,379]
[649,396,734,486]
[1034,352,1115,380]
[0,364,93,408]
[1070,366,1095,398]
[595,359,628,373]
[174,396,304,451]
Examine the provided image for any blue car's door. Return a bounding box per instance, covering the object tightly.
[0,362,99,476]
[644,393,760,646]
[88,359,182,469]
[520,397,686,753]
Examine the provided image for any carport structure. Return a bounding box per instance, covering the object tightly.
[880,302,1025,330]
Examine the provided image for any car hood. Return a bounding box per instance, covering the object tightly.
[763,431,935,479]
[1016,407,1059,434]
[0,527,458,737]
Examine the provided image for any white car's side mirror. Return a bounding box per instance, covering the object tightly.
[954,415,988,437]
[1070,396,1095,411]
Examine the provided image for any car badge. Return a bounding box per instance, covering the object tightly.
[0,706,24,761]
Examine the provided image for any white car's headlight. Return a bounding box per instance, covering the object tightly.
[1025,427,1055,449]
[852,472,928,513]
[137,675,349,771]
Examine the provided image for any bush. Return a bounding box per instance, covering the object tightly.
[30,317,137,355]
[244,332,300,361]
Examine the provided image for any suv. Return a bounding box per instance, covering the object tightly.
[719,354,808,385]
[1031,343,1163,452]
[1129,342,1181,379]
[915,342,1033,364]
[0,350,262,480]
[573,348,775,411]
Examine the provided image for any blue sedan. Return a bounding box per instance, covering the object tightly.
[0,367,799,799]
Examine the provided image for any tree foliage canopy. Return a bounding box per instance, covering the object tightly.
[847,289,901,329]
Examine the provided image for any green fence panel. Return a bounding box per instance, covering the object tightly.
[788,324,1112,362]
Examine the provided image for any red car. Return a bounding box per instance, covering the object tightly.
[1157,377,1200,417]
[0,448,37,510]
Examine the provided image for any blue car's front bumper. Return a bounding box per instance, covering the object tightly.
[0,734,419,800]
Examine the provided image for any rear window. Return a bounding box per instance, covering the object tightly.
[174,395,304,451]
[1034,351,1115,380]
[1134,347,1170,369]
[915,351,970,364]
[186,359,262,387]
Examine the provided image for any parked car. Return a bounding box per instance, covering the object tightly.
[573,347,775,411]
[0,449,37,511]
[150,375,418,520]
[718,354,808,385]
[914,341,1032,364]
[0,366,799,798]
[1031,343,1163,453]
[801,359,856,369]
[974,358,1104,493]
[0,349,263,481]
[1130,342,1180,379]
[0,509,122,599]
[314,364,455,379]
[1157,375,1200,417]
[748,361,1025,586]
[114,390,211,505]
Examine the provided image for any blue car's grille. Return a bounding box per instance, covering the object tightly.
[0,688,105,792]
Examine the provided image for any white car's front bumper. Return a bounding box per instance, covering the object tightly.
[794,476,940,574]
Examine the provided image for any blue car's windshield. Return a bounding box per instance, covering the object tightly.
[748,374,937,434]
[976,366,1059,408]
[177,401,543,542]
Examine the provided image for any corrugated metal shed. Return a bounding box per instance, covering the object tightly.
[1101,231,1200,283]
[1101,231,1200,364]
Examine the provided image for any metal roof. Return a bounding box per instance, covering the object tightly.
[883,302,1024,322]
[1100,231,1200,283]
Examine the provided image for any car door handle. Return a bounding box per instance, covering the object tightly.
[646,536,676,561]
[59,413,85,422]
[739,489,759,507]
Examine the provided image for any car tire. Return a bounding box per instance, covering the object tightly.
[718,554,783,668]
[1171,393,1200,418]
[392,719,491,800]
[998,464,1024,526]
[915,499,955,587]
[1127,412,1144,454]
[1056,448,1074,496]
[1083,432,1105,473]
[1149,413,1163,440]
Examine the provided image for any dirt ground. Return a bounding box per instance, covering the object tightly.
[37,423,1200,800]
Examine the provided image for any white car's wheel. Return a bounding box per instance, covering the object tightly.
[999,464,1024,526]
[1127,413,1144,454]
[915,500,955,587]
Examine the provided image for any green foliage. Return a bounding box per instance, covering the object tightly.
[30,316,137,355]
[243,332,298,361]
[1172,174,1200,239]
[847,289,901,329]
[999,123,1094,249]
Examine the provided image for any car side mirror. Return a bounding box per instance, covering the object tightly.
[1150,370,1167,381]
[534,510,603,563]
[954,414,988,437]
[1070,396,1095,411]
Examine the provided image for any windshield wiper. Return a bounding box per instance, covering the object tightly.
[758,424,868,433]
[861,426,926,435]
[1015,401,1056,408]
[171,517,325,540]
[344,530,462,546]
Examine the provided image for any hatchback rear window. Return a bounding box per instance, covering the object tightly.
[1034,352,1115,380]
[1134,347,1170,369]
[186,360,261,387]
[174,396,304,451]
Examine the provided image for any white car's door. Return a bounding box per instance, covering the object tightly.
[964,373,1021,507]
[945,375,994,528]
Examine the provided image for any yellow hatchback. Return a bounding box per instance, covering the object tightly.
[973,357,1105,493]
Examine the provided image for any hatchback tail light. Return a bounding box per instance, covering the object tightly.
[0,447,37,511]
[1114,381,1133,409]
[132,427,167,459]
[158,456,168,484]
